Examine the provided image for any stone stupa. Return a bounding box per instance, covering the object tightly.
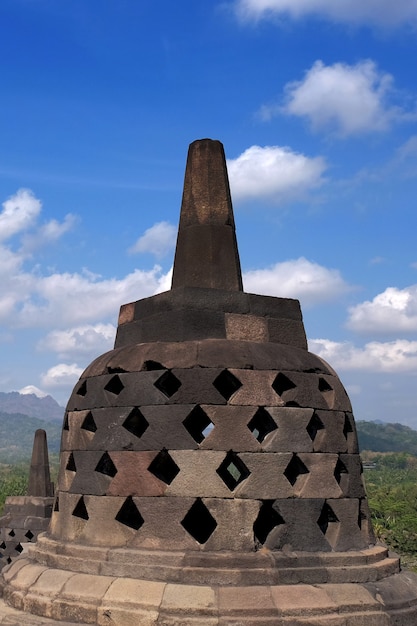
[1,138,417,625]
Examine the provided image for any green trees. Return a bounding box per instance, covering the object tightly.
[364,453,417,560]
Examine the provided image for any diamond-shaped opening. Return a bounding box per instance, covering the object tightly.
[253,500,285,545]
[122,407,149,438]
[63,414,69,431]
[95,452,118,477]
[272,373,296,396]
[154,370,181,398]
[115,496,144,530]
[181,498,217,544]
[334,458,348,484]
[54,495,59,512]
[147,449,180,485]
[247,407,277,443]
[358,501,367,529]
[66,452,76,472]
[8,530,15,537]
[318,377,332,392]
[143,360,164,371]
[183,405,213,444]
[213,369,242,401]
[317,502,339,535]
[284,454,310,486]
[306,412,325,441]
[6,557,11,564]
[76,380,87,397]
[343,414,354,439]
[216,450,251,491]
[104,374,124,395]
[15,543,23,554]
[107,366,127,374]
[72,496,89,520]
[25,530,34,541]
[0,541,5,549]
[81,411,97,433]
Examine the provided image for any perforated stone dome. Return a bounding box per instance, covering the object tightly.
[2,139,417,626]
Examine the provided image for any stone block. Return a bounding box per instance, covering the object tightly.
[5,561,47,591]
[338,454,366,498]
[166,451,232,498]
[66,371,166,412]
[228,370,285,406]
[129,497,199,551]
[118,302,135,325]
[265,499,331,552]
[323,582,385,613]
[262,407,314,453]
[225,313,268,342]
[200,405,261,452]
[160,582,216,616]
[139,405,199,450]
[235,453,294,499]
[106,451,167,497]
[310,411,347,453]
[271,371,330,410]
[68,451,110,496]
[270,583,337,616]
[326,499,369,551]
[62,410,97,451]
[247,293,302,320]
[296,453,342,498]
[217,585,275,615]
[267,317,308,349]
[168,368,228,405]
[344,413,360,453]
[74,495,139,548]
[202,498,260,552]
[113,321,144,348]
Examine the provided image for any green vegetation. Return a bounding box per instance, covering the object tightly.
[362,452,417,569]
[0,410,61,464]
[0,462,29,513]
[356,420,417,455]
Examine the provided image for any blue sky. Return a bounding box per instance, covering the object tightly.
[1,0,417,428]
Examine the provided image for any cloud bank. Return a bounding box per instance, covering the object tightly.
[227,145,326,203]
[310,338,417,373]
[261,60,402,137]
[234,0,417,28]
[243,257,351,306]
[347,285,417,334]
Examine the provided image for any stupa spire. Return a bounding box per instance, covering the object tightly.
[171,138,243,291]
[27,428,54,498]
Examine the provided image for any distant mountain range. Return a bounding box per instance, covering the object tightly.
[0,391,64,422]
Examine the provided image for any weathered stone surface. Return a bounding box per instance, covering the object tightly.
[263,407,314,452]
[172,139,242,292]
[200,405,262,452]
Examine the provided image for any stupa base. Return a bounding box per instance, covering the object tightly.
[1,540,417,625]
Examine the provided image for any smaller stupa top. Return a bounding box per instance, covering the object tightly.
[171,139,243,292]
[27,429,54,498]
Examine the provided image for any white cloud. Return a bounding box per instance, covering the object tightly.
[243,257,351,306]
[38,323,116,360]
[129,221,176,258]
[279,60,397,137]
[0,189,41,241]
[21,213,78,253]
[310,338,417,373]
[234,0,417,28]
[347,286,417,334]
[227,145,327,204]
[40,363,83,389]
